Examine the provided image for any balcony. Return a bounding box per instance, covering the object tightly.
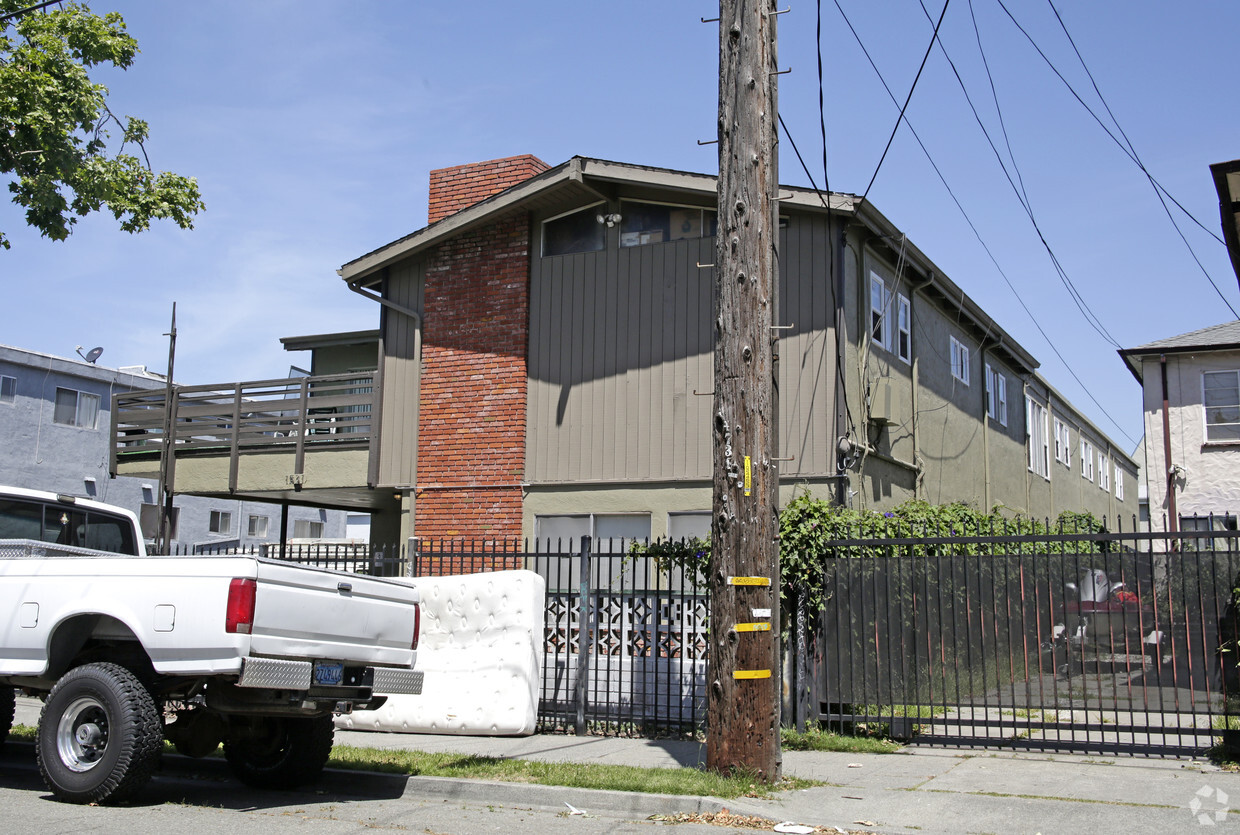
[111,373,377,500]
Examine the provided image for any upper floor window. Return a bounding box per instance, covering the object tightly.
[293,519,324,539]
[985,364,1007,425]
[619,200,717,247]
[1053,418,1071,467]
[209,510,232,534]
[53,387,99,429]
[1026,397,1049,478]
[248,515,269,538]
[869,274,910,363]
[1081,440,1095,482]
[950,336,970,386]
[1099,452,1110,491]
[1114,462,1124,500]
[1203,370,1240,442]
[896,294,911,363]
[542,204,605,257]
[870,273,890,350]
[0,375,14,404]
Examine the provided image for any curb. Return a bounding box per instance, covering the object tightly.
[2,739,732,820]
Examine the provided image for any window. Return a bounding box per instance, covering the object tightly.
[53,387,100,429]
[870,273,890,350]
[1026,397,1049,478]
[209,510,232,534]
[1053,418,1071,467]
[1203,370,1240,442]
[292,519,324,539]
[535,513,652,554]
[0,375,14,403]
[1115,463,1124,500]
[619,200,717,247]
[668,511,711,542]
[950,336,970,385]
[869,274,909,362]
[1081,440,1095,482]
[1099,452,1110,491]
[985,364,1007,425]
[542,204,605,257]
[896,295,911,363]
[247,515,269,538]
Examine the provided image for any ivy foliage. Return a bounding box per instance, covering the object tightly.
[632,491,1107,636]
[0,1,204,248]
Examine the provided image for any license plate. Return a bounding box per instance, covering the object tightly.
[313,661,344,686]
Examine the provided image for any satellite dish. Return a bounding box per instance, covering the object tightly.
[76,346,104,364]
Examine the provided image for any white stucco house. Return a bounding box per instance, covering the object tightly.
[1119,320,1240,533]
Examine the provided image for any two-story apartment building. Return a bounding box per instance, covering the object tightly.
[112,155,1136,546]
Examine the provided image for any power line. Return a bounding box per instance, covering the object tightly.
[916,0,1122,349]
[859,0,951,204]
[996,0,1238,318]
[826,0,1137,447]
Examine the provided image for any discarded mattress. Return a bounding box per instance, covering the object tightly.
[337,569,545,736]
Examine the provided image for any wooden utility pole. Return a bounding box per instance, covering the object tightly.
[156,303,177,555]
[708,0,781,780]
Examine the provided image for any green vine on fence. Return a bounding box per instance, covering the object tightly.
[629,491,1107,637]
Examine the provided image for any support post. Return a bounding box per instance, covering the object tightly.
[575,535,593,736]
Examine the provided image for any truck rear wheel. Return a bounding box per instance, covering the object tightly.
[0,687,15,748]
[36,662,162,804]
[223,714,334,789]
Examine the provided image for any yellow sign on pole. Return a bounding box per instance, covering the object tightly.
[744,455,752,496]
[735,622,771,633]
[727,576,771,587]
[732,669,771,680]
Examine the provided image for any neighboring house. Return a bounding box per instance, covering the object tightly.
[112,155,1137,547]
[1119,321,1240,533]
[0,344,347,549]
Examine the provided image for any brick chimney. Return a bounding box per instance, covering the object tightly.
[427,154,550,224]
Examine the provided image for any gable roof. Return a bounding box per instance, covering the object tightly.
[337,156,856,286]
[1118,320,1240,381]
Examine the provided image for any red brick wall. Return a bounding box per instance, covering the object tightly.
[414,213,530,540]
[427,155,549,224]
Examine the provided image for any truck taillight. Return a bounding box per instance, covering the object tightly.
[226,578,256,634]
[411,603,420,651]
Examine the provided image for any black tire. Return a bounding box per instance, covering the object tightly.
[35,662,161,804]
[223,714,334,790]
[0,687,15,748]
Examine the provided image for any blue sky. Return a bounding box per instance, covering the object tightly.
[3,0,1237,453]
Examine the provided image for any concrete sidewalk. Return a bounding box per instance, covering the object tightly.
[332,724,1240,833]
[13,697,1240,833]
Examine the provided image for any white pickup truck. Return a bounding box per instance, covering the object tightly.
[0,487,422,804]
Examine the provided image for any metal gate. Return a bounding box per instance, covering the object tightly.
[813,524,1240,756]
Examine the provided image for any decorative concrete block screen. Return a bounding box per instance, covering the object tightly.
[337,569,545,735]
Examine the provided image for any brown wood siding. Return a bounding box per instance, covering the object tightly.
[526,214,837,484]
[376,261,424,487]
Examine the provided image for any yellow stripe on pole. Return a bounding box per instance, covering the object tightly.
[732,669,771,680]
[735,622,771,632]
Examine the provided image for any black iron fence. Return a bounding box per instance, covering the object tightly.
[178,522,1240,755]
[812,520,1240,756]
[178,536,707,738]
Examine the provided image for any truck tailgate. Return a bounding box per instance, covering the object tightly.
[249,560,417,668]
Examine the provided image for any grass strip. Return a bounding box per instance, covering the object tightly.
[9,724,816,799]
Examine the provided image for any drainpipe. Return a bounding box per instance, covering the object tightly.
[346,276,424,545]
[1161,354,1178,533]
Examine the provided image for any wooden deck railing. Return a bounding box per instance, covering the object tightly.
[111,373,375,489]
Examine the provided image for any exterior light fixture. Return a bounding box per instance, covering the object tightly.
[596,213,622,227]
